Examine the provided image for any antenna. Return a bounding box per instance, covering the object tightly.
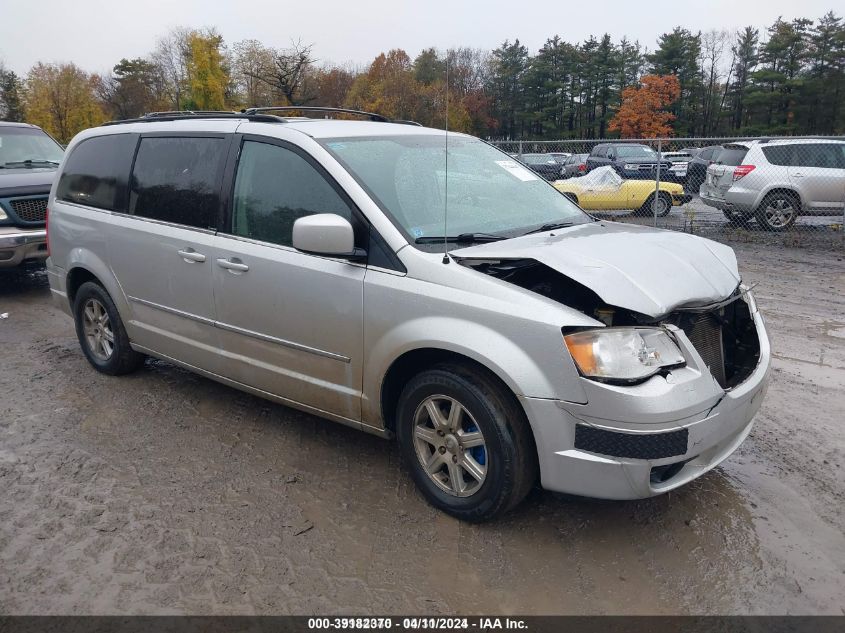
[442,54,450,265]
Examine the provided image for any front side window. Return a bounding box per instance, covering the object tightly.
[129,136,225,229]
[0,126,64,167]
[56,134,135,211]
[231,140,353,247]
[320,135,589,248]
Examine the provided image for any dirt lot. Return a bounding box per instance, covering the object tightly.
[1,243,843,615]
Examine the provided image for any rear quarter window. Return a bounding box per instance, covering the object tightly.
[56,134,137,211]
[762,145,794,166]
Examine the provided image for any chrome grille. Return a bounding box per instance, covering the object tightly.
[682,311,726,387]
[10,197,48,223]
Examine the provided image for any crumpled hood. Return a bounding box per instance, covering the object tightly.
[452,221,741,318]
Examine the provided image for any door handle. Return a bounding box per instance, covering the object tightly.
[177,248,206,263]
[216,258,249,273]
[792,172,804,178]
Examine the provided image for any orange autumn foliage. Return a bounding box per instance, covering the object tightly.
[609,74,680,138]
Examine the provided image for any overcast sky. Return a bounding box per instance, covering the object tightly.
[0,0,837,75]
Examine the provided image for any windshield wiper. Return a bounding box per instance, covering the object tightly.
[415,232,507,244]
[1,159,61,168]
[521,221,579,236]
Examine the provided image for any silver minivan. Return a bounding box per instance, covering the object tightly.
[46,110,770,521]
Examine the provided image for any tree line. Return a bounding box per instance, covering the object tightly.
[1,12,842,144]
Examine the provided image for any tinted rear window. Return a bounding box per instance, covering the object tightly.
[762,145,795,166]
[129,136,226,229]
[57,134,136,211]
[717,146,748,166]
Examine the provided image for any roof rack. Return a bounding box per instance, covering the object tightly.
[102,111,286,126]
[102,107,422,127]
[242,106,391,122]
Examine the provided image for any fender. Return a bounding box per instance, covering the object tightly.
[65,248,133,327]
[362,315,588,428]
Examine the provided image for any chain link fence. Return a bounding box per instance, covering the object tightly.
[490,137,845,250]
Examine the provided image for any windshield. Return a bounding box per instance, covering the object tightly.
[0,126,64,167]
[321,135,590,246]
[522,154,555,165]
[615,145,656,158]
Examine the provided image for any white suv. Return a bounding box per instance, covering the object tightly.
[699,139,845,230]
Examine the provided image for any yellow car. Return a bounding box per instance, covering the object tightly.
[553,166,691,216]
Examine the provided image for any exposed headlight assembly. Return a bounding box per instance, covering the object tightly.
[564,327,685,383]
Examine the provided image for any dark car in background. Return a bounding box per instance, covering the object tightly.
[660,151,695,183]
[585,143,671,180]
[0,122,64,269]
[520,153,564,180]
[559,153,589,179]
[685,145,723,193]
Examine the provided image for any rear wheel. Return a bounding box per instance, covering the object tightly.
[395,363,538,522]
[73,281,145,375]
[756,192,798,231]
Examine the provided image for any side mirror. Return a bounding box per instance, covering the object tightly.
[607,152,615,160]
[292,213,365,259]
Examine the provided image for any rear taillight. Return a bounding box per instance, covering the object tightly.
[733,165,756,181]
[45,206,50,256]
[578,164,586,172]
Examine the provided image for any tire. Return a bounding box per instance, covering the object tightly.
[686,175,703,194]
[637,191,672,217]
[395,363,538,522]
[73,281,145,375]
[722,210,752,227]
[756,192,799,231]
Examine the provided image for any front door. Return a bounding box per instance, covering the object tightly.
[212,137,365,422]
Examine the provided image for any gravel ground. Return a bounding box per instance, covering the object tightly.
[0,242,843,615]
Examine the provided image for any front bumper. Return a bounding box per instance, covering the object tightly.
[521,293,770,499]
[0,227,47,268]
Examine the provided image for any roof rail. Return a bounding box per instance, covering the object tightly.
[242,106,398,123]
[102,111,286,126]
[144,110,238,117]
[100,107,422,127]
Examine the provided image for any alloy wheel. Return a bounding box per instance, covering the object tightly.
[82,298,114,361]
[763,197,796,229]
[412,395,487,497]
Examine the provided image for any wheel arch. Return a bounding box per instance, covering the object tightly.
[756,186,804,211]
[64,250,130,319]
[378,347,528,437]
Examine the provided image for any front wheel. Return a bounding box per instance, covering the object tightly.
[395,363,538,522]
